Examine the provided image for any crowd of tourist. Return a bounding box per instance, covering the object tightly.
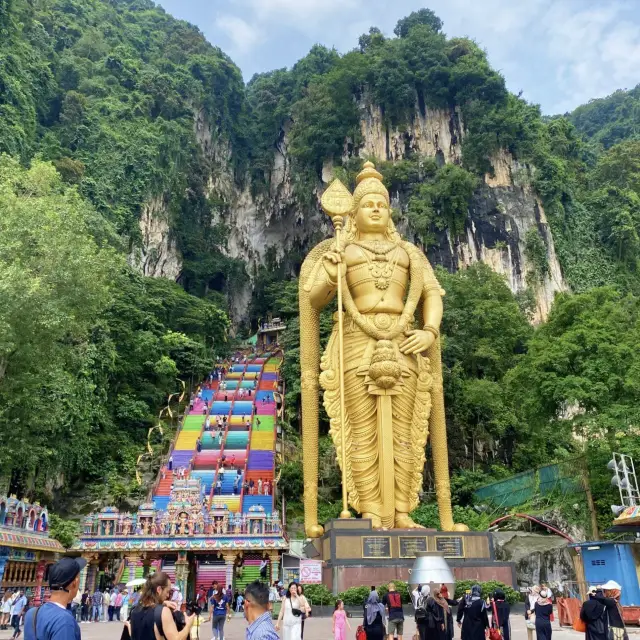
[3,558,631,640]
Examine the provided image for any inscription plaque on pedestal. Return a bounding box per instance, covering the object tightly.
[361,536,391,559]
[398,536,428,558]
[435,536,465,558]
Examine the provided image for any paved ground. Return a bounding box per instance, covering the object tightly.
[3,613,638,640]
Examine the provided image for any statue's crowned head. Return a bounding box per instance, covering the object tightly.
[352,161,390,210]
[348,161,398,242]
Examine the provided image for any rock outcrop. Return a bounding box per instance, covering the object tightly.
[129,196,181,281]
[134,102,567,323]
[493,532,577,591]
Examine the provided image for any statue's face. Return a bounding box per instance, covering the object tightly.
[354,195,390,234]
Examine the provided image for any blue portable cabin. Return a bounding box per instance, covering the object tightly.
[571,541,640,606]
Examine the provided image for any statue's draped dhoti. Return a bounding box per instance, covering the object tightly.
[320,313,433,529]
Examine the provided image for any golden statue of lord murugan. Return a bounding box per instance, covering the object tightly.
[300,161,461,538]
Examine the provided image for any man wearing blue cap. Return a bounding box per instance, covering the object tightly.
[24,557,85,640]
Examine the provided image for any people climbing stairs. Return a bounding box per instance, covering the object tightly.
[152,353,280,531]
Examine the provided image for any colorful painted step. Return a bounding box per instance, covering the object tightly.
[242,495,273,514]
[210,495,240,512]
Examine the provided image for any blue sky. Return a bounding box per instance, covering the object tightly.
[156,0,640,114]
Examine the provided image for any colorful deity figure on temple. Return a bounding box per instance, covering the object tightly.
[221,515,228,534]
[272,510,280,533]
[180,512,190,535]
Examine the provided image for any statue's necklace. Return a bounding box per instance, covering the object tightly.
[352,240,397,255]
[356,244,401,290]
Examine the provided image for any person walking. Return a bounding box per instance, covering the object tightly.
[102,588,111,622]
[412,585,430,640]
[491,589,511,640]
[383,582,404,640]
[114,589,123,621]
[24,557,86,640]
[594,582,627,640]
[363,590,386,640]
[244,581,278,640]
[10,590,27,639]
[91,588,102,622]
[580,587,608,640]
[259,557,269,581]
[71,590,82,622]
[80,590,89,623]
[333,600,351,640]
[527,587,553,640]
[276,582,303,640]
[207,591,230,640]
[120,589,130,622]
[456,585,489,640]
[108,589,116,621]
[129,572,194,640]
[427,588,453,640]
[1,590,13,630]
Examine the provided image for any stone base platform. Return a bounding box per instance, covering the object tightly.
[307,519,516,593]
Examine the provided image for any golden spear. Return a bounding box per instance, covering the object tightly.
[320,179,354,520]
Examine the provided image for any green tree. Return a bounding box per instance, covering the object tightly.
[394,9,443,37]
[0,156,117,489]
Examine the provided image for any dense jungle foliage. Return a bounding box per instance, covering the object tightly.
[1,0,640,537]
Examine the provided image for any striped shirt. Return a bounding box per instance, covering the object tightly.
[246,611,278,640]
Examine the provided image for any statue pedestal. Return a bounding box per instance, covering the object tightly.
[308,519,516,594]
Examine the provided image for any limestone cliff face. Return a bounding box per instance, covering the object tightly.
[134,102,567,322]
[351,104,567,323]
[493,532,577,590]
[357,100,463,165]
[129,196,181,281]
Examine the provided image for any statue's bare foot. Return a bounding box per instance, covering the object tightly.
[363,512,383,528]
[395,513,425,529]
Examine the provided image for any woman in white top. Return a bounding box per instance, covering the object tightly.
[1,591,13,630]
[276,582,303,640]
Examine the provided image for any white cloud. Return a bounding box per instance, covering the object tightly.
[208,0,640,112]
[214,14,263,55]
[541,2,640,111]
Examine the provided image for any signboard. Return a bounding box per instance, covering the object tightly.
[299,560,322,584]
[361,536,392,559]
[399,536,428,558]
[435,536,465,558]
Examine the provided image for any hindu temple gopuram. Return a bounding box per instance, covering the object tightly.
[0,496,64,601]
[73,354,287,597]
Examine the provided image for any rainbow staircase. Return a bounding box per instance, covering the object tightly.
[242,357,278,515]
[195,559,226,591]
[153,388,212,510]
[234,554,264,592]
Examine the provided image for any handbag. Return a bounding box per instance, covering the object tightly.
[291,608,303,617]
[356,625,367,640]
[572,616,586,633]
[489,600,502,640]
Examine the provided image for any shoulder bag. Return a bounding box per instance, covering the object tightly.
[489,600,502,640]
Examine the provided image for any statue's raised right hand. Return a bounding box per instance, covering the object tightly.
[322,251,344,283]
